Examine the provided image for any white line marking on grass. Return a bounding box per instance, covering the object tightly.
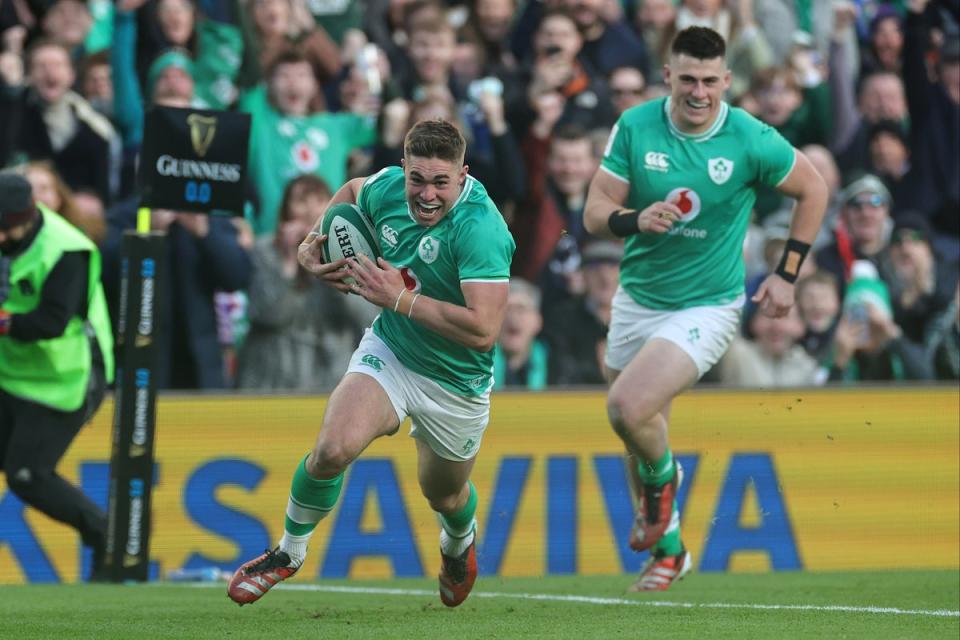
[195,583,960,618]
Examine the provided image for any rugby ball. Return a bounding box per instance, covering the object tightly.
[320,203,381,283]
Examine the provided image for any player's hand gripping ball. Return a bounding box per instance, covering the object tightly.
[320,203,381,285]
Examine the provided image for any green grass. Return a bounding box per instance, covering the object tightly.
[1,570,957,640]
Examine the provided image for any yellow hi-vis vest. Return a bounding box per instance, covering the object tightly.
[0,205,115,411]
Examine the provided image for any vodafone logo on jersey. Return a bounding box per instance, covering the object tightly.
[665,187,707,239]
[399,267,422,292]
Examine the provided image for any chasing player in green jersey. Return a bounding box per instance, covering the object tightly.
[583,27,828,591]
[228,119,515,608]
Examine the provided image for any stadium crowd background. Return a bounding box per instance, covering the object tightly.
[0,0,957,391]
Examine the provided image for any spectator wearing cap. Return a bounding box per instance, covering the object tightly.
[815,174,894,294]
[110,2,201,196]
[900,6,959,259]
[878,213,960,343]
[542,240,622,386]
[828,266,932,383]
[111,2,209,146]
[0,38,120,204]
[0,171,113,581]
[132,0,243,110]
[146,48,196,104]
[106,21,255,388]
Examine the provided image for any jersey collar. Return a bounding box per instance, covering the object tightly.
[663,98,729,142]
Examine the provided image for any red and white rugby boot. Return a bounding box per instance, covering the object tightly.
[227,547,300,605]
[627,547,692,592]
[629,462,683,552]
[438,541,478,607]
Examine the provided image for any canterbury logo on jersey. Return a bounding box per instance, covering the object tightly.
[381,224,399,247]
[644,152,669,172]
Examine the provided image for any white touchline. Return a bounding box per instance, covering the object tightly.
[186,583,960,618]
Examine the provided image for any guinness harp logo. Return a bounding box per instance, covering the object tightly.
[187,114,217,157]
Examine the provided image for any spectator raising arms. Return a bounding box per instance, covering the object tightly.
[236,0,342,89]
[240,48,378,236]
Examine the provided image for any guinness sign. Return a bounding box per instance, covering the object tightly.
[140,106,250,215]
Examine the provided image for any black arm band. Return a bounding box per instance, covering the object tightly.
[607,209,640,237]
[774,238,812,283]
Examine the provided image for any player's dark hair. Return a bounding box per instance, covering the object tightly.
[404,119,466,164]
[670,26,726,60]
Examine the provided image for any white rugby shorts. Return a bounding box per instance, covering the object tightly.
[346,330,490,461]
[605,286,742,378]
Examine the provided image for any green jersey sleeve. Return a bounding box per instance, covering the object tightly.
[454,208,514,282]
[751,120,797,187]
[599,118,633,181]
[357,166,402,219]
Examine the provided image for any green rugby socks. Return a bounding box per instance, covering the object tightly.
[439,481,478,557]
[279,453,343,565]
[651,499,684,557]
[639,448,683,556]
[638,447,676,485]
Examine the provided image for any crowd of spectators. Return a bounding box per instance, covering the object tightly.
[1,0,957,390]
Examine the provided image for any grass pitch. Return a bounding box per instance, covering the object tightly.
[2,570,957,640]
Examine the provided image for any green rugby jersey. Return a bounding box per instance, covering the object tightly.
[240,85,378,236]
[600,97,796,310]
[357,166,515,395]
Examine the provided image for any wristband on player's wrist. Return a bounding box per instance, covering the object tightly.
[607,209,640,237]
[774,238,811,283]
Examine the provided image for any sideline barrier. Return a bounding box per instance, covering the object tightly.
[1,388,957,583]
